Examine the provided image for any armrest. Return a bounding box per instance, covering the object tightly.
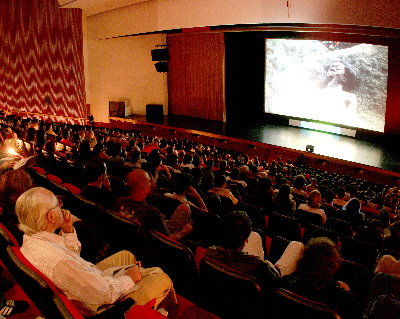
[93,297,135,319]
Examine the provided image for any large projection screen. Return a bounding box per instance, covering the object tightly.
[264,39,389,132]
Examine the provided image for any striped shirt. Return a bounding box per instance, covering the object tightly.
[21,230,135,314]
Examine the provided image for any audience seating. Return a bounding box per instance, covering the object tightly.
[271,288,342,319]
[148,230,201,303]
[302,224,339,245]
[267,212,301,242]
[339,237,379,269]
[269,236,290,265]
[190,206,223,248]
[236,201,267,233]
[199,258,264,319]
[66,194,106,228]
[295,209,323,228]
[146,193,181,219]
[353,226,383,248]
[0,227,135,319]
[334,259,367,285]
[103,209,153,266]
[271,202,294,217]
[324,217,353,241]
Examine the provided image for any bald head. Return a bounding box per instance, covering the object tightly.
[126,169,152,201]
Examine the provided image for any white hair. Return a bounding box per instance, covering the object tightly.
[15,187,56,235]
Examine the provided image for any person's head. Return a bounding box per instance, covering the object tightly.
[293,175,306,190]
[16,187,63,235]
[307,190,322,208]
[325,59,357,92]
[183,153,193,165]
[383,194,394,207]
[0,169,34,210]
[221,211,252,250]
[295,237,342,290]
[126,169,153,201]
[85,158,106,184]
[368,219,383,234]
[277,184,291,200]
[230,167,240,180]
[214,173,227,188]
[173,173,192,195]
[337,187,345,199]
[323,190,335,204]
[343,198,361,216]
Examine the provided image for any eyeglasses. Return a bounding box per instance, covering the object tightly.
[46,196,63,215]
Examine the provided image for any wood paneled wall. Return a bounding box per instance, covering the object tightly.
[167,33,225,122]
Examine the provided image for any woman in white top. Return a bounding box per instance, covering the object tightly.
[298,190,327,225]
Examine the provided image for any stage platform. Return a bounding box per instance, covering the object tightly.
[123,114,400,174]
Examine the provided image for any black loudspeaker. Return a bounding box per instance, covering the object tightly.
[306,145,314,153]
[155,61,168,72]
[151,48,169,61]
[146,104,164,123]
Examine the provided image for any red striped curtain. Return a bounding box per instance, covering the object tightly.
[0,0,85,122]
[167,32,225,122]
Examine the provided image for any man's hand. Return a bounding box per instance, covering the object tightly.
[60,209,74,233]
[126,266,142,284]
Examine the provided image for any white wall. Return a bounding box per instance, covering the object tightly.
[87,32,167,123]
[85,0,400,122]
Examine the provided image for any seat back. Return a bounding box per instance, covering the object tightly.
[0,242,82,319]
[0,223,20,248]
[103,209,153,265]
[272,288,342,319]
[199,258,264,319]
[269,236,291,264]
[295,209,323,228]
[267,212,301,242]
[146,193,181,219]
[324,217,353,240]
[190,206,223,247]
[339,237,379,269]
[148,230,200,301]
[66,194,106,227]
[302,224,339,245]
[354,226,383,248]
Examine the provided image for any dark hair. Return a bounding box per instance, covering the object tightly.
[293,175,306,189]
[221,211,252,250]
[295,237,342,290]
[214,173,227,188]
[85,158,106,183]
[173,173,192,195]
[324,59,358,92]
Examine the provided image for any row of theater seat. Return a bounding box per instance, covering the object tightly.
[26,165,346,318]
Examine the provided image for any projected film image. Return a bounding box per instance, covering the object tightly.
[264,39,389,132]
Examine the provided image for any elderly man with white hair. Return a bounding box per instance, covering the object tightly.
[15,187,176,316]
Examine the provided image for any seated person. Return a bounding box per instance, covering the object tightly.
[16,187,177,316]
[281,237,360,319]
[0,169,34,245]
[342,198,364,227]
[291,175,308,200]
[298,190,327,225]
[81,157,116,210]
[272,184,296,216]
[320,189,340,217]
[114,169,192,241]
[208,173,238,205]
[205,211,304,297]
[333,187,348,207]
[164,173,208,239]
